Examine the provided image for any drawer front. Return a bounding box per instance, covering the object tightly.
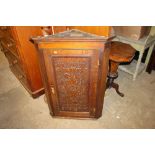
[10,64,27,87]
[7,52,28,87]
[3,47,29,93]
[4,48,24,73]
[0,26,14,39]
[1,38,19,57]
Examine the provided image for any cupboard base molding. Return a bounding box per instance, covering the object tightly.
[31,88,45,98]
[50,113,100,120]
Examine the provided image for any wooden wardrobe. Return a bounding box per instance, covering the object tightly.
[0,26,44,98]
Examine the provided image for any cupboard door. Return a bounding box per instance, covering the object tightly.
[44,49,100,118]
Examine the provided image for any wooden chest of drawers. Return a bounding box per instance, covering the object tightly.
[32,29,112,119]
[0,26,44,98]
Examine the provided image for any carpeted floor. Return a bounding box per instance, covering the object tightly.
[0,51,155,128]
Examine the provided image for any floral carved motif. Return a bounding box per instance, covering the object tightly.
[53,57,90,112]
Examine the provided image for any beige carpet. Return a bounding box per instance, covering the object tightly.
[0,51,155,128]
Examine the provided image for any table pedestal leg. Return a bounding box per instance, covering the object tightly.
[106,61,124,97]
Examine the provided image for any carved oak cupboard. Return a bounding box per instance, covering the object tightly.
[32,29,112,119]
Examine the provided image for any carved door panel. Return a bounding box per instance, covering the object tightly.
[44,49,100,118]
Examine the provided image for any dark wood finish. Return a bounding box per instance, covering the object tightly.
[106,61,124,97]
[146,47,155,74]
[106,41,136,97]
[109,42,136,62]
[32,29,112,119]
[0,26,44,98]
